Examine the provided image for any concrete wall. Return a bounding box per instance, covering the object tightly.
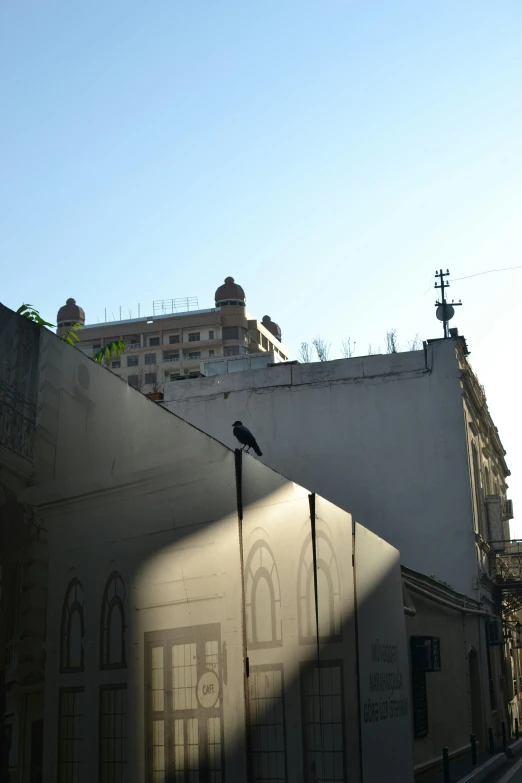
[0,305,45,783]
[162,341,477,596]
[20,330,414,783]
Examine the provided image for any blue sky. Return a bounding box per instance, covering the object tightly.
[1,1,521,529]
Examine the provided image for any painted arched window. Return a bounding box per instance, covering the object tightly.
[298,530,341,644]
[100,572,126,668]
[245,540,282,648]
[60,579,85,672]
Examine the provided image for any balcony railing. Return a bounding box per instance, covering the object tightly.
[490,541,522,614]
[163,356,180,362]
[126,343,142,350]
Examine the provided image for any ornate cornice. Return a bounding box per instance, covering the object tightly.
[460,364,510,477]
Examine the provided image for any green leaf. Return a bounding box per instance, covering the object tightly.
[17,303,54,328]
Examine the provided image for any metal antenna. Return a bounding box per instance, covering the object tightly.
[434,269,462,338]
[138,303,140,318]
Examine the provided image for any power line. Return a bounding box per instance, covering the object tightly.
[423,264,521,294]
[452,265,522,281]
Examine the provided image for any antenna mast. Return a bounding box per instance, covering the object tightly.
[434,269,462,338]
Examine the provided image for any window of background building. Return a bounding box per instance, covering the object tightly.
[188,333,200,342]
[128,375,139,388]
[224,346,239,357]
[209,330,214,340]
[209,350,215,357]
[169,334,180,344]
[485,466,492,496]
[93,344,101,352]
[145,353,156,365]
[145,373,157,385]
[149,337,160,347]
[112,361,121,369]
[472,443,485,537]
[188,352,200,360]
[222,326,239,340]
[127,355,139,367]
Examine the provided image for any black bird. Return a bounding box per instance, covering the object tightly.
[232,421,263,456]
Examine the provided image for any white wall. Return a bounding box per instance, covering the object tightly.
[163,341,478,596]
[23,329,414,783]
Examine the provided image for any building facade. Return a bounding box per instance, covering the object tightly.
[0,308,46,783]
[56,277,288,394]
[160,336,517,769]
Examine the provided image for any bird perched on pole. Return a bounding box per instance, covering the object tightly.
[232,421,263,456]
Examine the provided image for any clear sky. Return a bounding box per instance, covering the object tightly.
[1,1,521,532]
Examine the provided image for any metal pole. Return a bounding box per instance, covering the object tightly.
[516,718,519,740]
[443,747,450,783]
[440,270,447,338]
[502,721,507,748]
[489,727,495,755]
[471,734,477,765]
[234,450,253,782]
[309,493,324,776]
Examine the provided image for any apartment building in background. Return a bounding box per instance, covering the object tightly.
[55,276,288,392]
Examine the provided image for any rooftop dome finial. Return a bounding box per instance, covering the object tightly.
[262,315,282,342]
[214,276,246,305]
[57,297,85,326]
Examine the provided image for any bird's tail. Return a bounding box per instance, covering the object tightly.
[253,442,263,456]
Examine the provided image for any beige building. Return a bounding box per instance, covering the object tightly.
[55,277,288,393]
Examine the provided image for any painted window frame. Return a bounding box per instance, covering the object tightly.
[60,579,85,673]
[100,572,127,670]
[245,540,283,649]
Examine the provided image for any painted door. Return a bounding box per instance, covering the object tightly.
[145,623,225,782]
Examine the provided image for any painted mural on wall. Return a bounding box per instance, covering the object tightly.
[44,468,412,783]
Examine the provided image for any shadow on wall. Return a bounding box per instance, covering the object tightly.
[41,451,413,783]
